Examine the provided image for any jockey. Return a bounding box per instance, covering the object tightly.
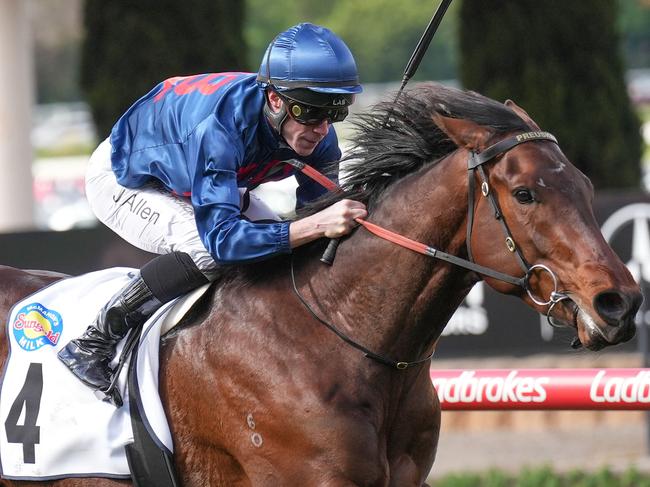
[57,23,367,407]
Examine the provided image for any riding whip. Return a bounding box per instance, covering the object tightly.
[321,0,454,265]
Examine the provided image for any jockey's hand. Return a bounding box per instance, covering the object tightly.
[289,199,367,249]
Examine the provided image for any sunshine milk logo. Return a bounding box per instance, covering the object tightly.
[12,302,63,351]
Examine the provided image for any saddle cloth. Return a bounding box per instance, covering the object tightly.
[0,268,208,481]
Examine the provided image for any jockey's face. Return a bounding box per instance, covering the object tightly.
[266,90,330,157]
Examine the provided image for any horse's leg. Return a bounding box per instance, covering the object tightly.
[387,371,440,487]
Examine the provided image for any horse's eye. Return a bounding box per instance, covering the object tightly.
[513,188,535,204]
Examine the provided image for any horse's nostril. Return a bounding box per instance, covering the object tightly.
[593,291,631,325]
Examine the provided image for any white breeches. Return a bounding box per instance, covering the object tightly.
[85,139,280,279]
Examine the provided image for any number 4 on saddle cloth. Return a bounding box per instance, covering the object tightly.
[0,268,207,484]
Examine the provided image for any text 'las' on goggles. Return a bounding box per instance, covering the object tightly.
[277,91,352,125]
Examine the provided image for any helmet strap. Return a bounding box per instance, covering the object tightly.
[264,91,290,136]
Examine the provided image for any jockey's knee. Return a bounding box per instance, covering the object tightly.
[141,251,210,303]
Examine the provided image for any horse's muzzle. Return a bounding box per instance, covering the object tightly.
[592,289,643,328]
[577,309,638,351]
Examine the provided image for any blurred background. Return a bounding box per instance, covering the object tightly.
[1,0,650,484]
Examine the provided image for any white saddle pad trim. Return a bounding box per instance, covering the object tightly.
[0,269,134,480]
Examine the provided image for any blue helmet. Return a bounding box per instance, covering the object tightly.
[257,23,362,96]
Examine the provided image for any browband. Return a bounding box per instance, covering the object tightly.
[469,131,558,169]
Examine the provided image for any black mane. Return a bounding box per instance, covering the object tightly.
[300,82,530,214]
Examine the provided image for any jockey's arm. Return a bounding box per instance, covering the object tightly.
[191,124,293,263]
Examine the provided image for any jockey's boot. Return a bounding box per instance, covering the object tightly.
[57,251,210,407]
[57,275,162,407]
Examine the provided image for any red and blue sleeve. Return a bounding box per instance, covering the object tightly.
[188,117,291,264]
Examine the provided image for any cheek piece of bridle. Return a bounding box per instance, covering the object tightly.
[286,130,571,370]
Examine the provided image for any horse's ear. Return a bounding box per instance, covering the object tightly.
[504,99,542,130]
[431,112,495,151]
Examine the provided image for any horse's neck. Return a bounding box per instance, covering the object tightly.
[306,150,474,362]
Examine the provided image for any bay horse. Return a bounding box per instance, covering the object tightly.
[0,83,642,486]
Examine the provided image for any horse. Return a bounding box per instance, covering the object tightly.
[0,83,642,486]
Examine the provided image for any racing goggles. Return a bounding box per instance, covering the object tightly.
[278,92,350,125]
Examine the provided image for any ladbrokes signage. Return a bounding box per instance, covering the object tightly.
[432,370,550,405]
[431,368,650,410]
[436,193,650,358]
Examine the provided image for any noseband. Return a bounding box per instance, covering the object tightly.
[287,130,572,369]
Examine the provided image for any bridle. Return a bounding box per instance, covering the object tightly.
[465,130,570,312]
[287,130,572,370]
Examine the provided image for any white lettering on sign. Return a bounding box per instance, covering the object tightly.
[432,370,549,404]
[589,370,650,403]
